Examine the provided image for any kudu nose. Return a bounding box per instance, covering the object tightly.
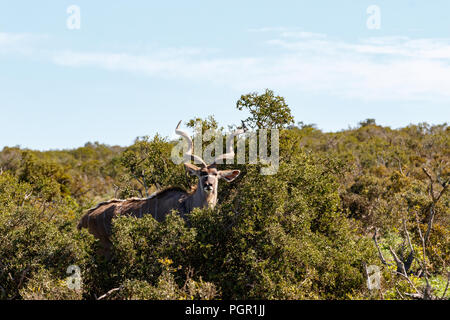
[203,181,213,192]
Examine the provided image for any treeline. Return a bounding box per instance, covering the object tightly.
[0,90,448,300]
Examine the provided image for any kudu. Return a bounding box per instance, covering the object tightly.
[77,121,244,257]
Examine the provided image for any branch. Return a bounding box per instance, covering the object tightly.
[389,246,407,276]
[395,287,405,299]
[435,178,449,203]
[424,204,435,246]
[372,228,392,266]
[403,219,414,254]
[392,270,420,295]
[422,168,435,201]
[404,292,425,300]
[421,167,448,246]
[97,286,122,300]
[422,167,449,203]
[395,157,404,175]
[414,211,431,291]
[141,170,149,197]
[441,272,449,300]
[402,218,415,273]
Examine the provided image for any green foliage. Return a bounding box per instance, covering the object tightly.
[0,95,448,300]
[0,172,93,300]
[18,151,72,201]
[82,214,216,300]
[236,89,294,129]
[118,135,187,198]
[186,116,220,132]
[186,153,376,299]
[102,261,217,300]
[19,267,83,300]
[359,119,377,127]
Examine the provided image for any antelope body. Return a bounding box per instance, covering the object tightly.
[77,121,243,257]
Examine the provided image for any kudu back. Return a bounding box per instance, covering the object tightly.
[77,121,244,257]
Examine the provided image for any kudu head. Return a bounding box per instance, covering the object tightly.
[175,120,244,208]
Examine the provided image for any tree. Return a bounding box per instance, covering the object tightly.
[119,135,186,197]
[359,119,377,127]
[236,89,294,129]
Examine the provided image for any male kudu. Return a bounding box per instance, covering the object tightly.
[77,121,244,257]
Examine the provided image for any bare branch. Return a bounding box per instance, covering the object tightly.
[141,170,149,197]
[420,167,449,246]
[404,292,425,300]
[414,211,431,291]
[435,179,449,203]
[403,219,414,255]
[372,228,392,266]
[424,204,435,246]
[402,218,415,273]
[395,157,404,175]
[422,167,449,203]
[395,287,405,299]
[97,286,122,300]
[441,272,449,300]
[392,270,420,295]
[389,246,407,276]
[423,168,436,206]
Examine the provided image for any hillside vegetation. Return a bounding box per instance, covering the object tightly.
[0,90,448,300]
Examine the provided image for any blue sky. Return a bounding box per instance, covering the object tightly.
[0,1,449,150]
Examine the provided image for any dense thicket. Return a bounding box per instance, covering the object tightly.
[0,93,448,300]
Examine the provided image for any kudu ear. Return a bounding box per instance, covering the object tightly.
[184,163,200,176]
[219,170,240,182]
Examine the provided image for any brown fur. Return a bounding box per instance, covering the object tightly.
[77,186,196,257]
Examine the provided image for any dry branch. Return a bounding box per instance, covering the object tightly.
[372,228,392,267]
[97,286,122,300]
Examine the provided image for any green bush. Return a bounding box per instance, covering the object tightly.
[0,172,93,300]
[0,109,448,300]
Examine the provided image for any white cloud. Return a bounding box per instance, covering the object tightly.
[0,32,47,55]
[3,30,450,102]
[247,27,291,33]
[51,50,261,82]
[0,32,34,45]
[280,31,327,40]
[261,33,450,101]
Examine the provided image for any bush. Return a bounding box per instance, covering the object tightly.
[0,115,448,300]
[0,172,93,300]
